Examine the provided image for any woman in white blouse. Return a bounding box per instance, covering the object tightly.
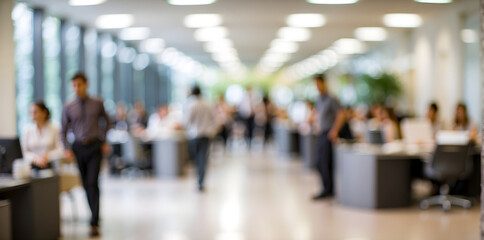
[21,101,64,169]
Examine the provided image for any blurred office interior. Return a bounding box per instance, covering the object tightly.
[0,0,483,239]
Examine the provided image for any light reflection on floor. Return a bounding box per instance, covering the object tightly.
[60,145,480,240]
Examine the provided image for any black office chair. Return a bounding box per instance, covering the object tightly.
[121,134,152,177]
[420,144,473,211]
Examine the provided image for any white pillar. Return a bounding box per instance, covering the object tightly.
[0,0,17,137]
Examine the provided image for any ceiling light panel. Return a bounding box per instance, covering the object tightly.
[168,0,216,5]
[69,0,106,6]
[119,27,150,41]
[184,14,222,28]
[269,40,299,53]
[354,27,387,41]
[96,14,133,29]
[307,0,359,4]
[262,53,291,63]
[277,27,311,42]
[194,27,228,41]
[414,0,452,3]
[286,14,326,28]
[140,38,165,53]
[212,52,239,62]
[333,38,366,54]
[204,40,234,53]
[383,13,422,28]
[205,46,237,54]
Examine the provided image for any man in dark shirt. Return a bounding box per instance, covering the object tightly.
[312,74,345,200]
[61,72,111,236]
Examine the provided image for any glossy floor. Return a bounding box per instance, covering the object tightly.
[60,146,480,240]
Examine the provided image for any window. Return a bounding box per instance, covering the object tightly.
[13,3,34,133]
[43,16,62,123]
[462,13,481,127]
[64,23,80,101]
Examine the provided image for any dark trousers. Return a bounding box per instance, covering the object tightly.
[245,116,255,146]
[188,137,210,187]
[314,131,334,194]
[218,125,231,147]
[72,140,102,226]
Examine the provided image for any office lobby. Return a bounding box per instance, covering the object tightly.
[0,0,483,239]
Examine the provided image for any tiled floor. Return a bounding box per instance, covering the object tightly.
[60,146,480,240]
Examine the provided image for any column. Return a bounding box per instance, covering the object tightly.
[0,0,17,137]
[32,8,44,101]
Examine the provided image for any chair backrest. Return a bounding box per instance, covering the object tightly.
[366,130,384,144]
[429,144,472,180]
[121,134,146,167]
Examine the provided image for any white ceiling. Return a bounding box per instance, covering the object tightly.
[22,0,476,68]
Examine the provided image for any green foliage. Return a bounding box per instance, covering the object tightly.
[355,73,403,105]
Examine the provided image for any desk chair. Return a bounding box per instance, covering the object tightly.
[121,134,151,177]
[57,158,81,220]
[420,144,473,211]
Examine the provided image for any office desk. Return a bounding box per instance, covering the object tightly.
[274,125,300,156]
[152,136,189,178]
[0,176,60,240]
[335,144,481,209]
[300,133,316,169]
[110,134,189,178]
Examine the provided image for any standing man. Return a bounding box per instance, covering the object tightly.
[184,86,217,192]
[312,74,345,200]
[61,72,111,236]
[239,87,256,148]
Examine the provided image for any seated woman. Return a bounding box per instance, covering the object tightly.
[426,102,443,137]
[367,105,399,143]
[452,103,477,142]
[21,101,64,170]
[381,107,400,143]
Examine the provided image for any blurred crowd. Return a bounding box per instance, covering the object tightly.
[107,87,479,147]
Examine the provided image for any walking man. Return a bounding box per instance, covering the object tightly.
[184,86,217,192]
[312,74,345,200]
[61,72,111,236]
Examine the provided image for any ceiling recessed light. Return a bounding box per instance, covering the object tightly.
[333,38,366,54]
[286,14,326,28]
[277,27,311,42]
[119,27,150,41]
[168,0,216,5]
[307,0,358,4]
[204,39,234,52]
[69,0,106,6]
[194,27,228,41]
[262,52,291,63]
[212,52,239,62]
[269,39,299,53]
[184,14,222,28]
[383,13,422,28]
[96,14,133,29]
[414,0,452,3]
[140,38,165,53]
[354,27,387,41]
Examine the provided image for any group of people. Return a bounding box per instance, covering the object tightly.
[18,71,480,235]
[21,73,109,236]
[307,74,480,201]
[19,72,218,237]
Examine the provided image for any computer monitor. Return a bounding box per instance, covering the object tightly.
[436,131,469,145]
[0,138,23,174]
[367,130,385,144]
[401,119,434,145]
